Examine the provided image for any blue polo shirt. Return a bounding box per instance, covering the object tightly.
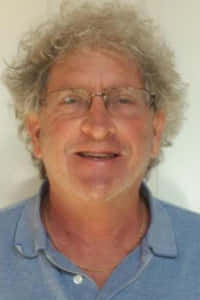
[1,182,200,299]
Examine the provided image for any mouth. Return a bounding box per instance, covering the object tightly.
[76,152,120,160]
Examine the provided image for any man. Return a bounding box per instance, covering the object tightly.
[1,0,200,299]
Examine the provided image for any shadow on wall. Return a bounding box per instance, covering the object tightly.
[157,175,190,211]
[16,176,42,200]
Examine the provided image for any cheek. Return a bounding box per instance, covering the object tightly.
[39,112,78,158]
[121,117,154,154]
[41,109,77,140]
[41,111,68,135]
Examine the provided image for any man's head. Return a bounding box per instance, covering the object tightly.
[25,48,165,202]
[3,0,186,181]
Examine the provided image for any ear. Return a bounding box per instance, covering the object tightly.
[151,110,166,158]
[26,113,42,159]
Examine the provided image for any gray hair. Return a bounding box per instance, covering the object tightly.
[3,0,186,178]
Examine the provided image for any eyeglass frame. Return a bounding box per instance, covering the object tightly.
[42,86,157,117]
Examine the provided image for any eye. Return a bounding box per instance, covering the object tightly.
[117,95,137,105]
[63,95,81,104]
[119,97,134,104]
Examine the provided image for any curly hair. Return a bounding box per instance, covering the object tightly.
[3,0,186,178]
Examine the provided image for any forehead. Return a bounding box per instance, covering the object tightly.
[46,49,144,92]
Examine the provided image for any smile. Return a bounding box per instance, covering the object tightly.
[76,152,120,160]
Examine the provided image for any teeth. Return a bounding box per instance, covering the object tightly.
[79,152,117,158]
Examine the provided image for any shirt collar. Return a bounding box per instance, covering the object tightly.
[14,182,48,258]
[141,184,178,258]
[14,181,177,258]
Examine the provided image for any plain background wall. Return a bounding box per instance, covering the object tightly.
[0,0,199,211]
[0,0,48,206]
[145,0,200,211]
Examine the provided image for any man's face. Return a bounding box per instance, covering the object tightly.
[27,49,165,203]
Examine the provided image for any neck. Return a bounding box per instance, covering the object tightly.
[41,182,149,289]
[41,183,149,246]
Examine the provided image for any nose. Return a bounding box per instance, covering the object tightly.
[80,95,116,140]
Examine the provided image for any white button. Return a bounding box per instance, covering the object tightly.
[73,274,83,285]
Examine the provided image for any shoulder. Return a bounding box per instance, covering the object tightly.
[0,197,34,244]
[157,199,200,252]
[160,199,200,227]
[0,199,28,221]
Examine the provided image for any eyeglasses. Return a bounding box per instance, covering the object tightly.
[44,87,156,118]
